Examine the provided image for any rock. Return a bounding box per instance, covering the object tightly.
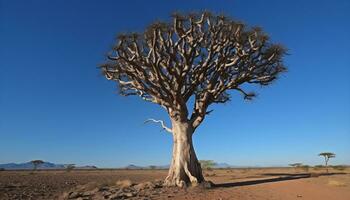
[116,180,133,188]
[90,187,99,194]
[109,193,123,200]
[81,191,92,197]
[102,190,112,198]
[124,192,135,197]
[134,181,155,191]
[297,194,302,198]
[98,186,110,191]
[68,191,81,198]
[153,180,164,188]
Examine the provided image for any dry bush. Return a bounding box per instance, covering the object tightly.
[300,165,310,172]
[313,165,324,171]
[332,165,347,171]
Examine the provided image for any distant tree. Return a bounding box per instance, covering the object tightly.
[332,165,346,171]
[289,163,302,172]
[300,165,310,172]
[199,160,216,170]
[65,164,75,172]
[101,11,287,187]
[30,160,44,171]
[149,165,157,170]
[318,152,335,173]
[313,165,324,170]
[0,168,5,171]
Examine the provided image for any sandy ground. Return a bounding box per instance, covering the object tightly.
[0,168,349,200]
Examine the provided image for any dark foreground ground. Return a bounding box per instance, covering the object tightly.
[0,168,349,200]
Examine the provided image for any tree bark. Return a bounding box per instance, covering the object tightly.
[164,120,204,187]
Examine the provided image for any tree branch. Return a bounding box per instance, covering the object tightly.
[102,11,287,128]
[144,118,172,133]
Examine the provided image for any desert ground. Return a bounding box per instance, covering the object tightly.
[0,168,349,200]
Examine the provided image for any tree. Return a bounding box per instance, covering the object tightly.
[289,163,302,172]
[318,152,335,173]
[65,164,75,172]
[289,163,310,173]
[30,160,44,171]
[199,160,216,170]
[149,165,157,170]
[101,11,287,187]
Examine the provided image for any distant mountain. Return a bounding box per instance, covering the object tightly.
[76,165,98,169]
[124,164,144,169]
[0,162,98,170]
[213,163,232,168]
[0,162,65,170]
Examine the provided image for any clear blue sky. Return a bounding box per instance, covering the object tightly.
[1,0,349,168]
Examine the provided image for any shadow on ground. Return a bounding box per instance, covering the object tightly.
[214,173,347,188]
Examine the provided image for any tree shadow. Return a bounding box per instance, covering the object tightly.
[214,172,346,188]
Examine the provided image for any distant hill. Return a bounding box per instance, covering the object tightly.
[0,162,97,170]
[213,163,232,168]
[76,165,98,169]
[124,164,144,169]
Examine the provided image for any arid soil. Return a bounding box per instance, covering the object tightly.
[0,168,349,200]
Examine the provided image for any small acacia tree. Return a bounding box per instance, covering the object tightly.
[319,152,335,173]
[101,11,286,187]
[31,160,44,171]
[289,163,302,171]
[199,160,216,170]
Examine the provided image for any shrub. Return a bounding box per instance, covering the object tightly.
[332,165,347,171]
[313,165,324,170]
[300,165,310,172]
[199,160,216,171]
[65,164,75,172]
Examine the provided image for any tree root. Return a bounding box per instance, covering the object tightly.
[164,162,201,188]
[184,163,198,185]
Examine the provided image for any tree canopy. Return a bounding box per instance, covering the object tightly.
[318,152,336,158]
[101,11,286,129]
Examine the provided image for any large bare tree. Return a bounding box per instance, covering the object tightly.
[101,12,287,187]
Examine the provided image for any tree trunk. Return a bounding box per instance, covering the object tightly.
[164,120,204,187]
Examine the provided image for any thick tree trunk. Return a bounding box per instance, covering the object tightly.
[164,120,204,187]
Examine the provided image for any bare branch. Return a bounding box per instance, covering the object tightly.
[144,118,172,133]
[235,88,256,100]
